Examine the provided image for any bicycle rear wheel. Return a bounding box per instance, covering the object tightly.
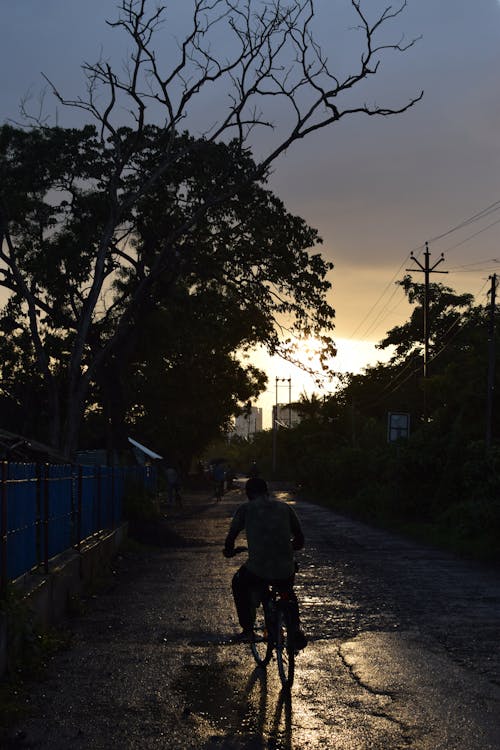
[275,607,295,689]
[250,605,273,667]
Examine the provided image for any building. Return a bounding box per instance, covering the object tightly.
[272,403,302,428]
[233,407,263,440]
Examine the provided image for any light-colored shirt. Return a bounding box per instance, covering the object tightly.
[225,494,304,580]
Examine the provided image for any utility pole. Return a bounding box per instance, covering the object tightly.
[272,377,292,475]
[288,378,292,428]
[406,243,448,420]
[486,273,497,449]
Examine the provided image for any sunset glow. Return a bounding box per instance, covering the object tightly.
[252,337,393,428]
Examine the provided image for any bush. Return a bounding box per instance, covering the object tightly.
[436,496,500,561]
[123,481,160,521]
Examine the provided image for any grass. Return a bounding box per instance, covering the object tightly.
[0,620,72,730]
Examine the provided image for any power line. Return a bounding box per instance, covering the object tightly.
[440,216,500,256]
[347,196,500,345]
[405,276,489,371]
[354,277,490,410]
[428,199,500,245]
[361,282,407,340]
[452,266,500,274]
[347,254,413,340]
[379,353,421,392]
[356,359,422,411]
[446,258,500,271]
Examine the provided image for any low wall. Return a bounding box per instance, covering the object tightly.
[0,524,127,679]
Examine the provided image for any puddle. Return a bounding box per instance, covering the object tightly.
[176,662,294,749]
[179,663,237,726]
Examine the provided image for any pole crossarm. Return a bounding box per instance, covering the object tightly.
[406,254,448,274]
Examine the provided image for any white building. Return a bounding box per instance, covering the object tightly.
[273,403,302,428]
[233,406,263,440]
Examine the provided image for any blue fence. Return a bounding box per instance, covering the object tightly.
[0,461,156,593]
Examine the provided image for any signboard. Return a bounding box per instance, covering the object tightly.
[387,412,410,442]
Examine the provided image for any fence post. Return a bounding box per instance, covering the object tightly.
[43,464,49,574]
[1,462,7,596]
[96,466,102,532]
[111,465,115,529]
[36,463,42,567]
[77,466,83,552]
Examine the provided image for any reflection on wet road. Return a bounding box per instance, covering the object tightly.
[8,486,500,749]
[178,492,500,749]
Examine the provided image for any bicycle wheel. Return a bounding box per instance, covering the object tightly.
[275,607,295,689]
[250,605,273,667]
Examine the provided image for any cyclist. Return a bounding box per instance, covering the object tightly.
[223,477,307,649]
[165,464,181,505]
[213,461,226,501]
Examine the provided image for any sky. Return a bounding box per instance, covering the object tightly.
[2,0,500,425]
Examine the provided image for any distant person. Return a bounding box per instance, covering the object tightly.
[223,477,307,649]
[248,460,259,478]
[213,461,226,501]
[165,465,181,505]
[225,464,236,490]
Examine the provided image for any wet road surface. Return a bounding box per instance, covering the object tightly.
[5,485,500,749]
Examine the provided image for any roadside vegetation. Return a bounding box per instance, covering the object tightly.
[210,278,500,564]
[0,590,72,731]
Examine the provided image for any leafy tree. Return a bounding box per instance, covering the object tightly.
[0,1,421,457]
[378,275,474,365]
[90,282,270,469]
[326,278,479,431]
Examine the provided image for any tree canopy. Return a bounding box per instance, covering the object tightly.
[0,125,335,455]
[0,1,421,458]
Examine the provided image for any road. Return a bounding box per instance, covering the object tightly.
[4,484,500,749]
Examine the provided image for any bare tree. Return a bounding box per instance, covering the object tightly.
[0,0,422,457]
[49,1,422,159]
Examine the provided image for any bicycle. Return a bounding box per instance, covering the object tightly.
[229,547,298,690]
[251,583,297,689]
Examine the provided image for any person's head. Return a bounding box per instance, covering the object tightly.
[245,477,268,500]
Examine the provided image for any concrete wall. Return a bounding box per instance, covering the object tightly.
[0,525,127,679]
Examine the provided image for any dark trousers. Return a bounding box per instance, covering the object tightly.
[231,564,300,633]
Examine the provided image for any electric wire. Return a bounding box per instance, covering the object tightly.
[352,277,491,410]
[379,353,421,392]
[360,280,406,340]
[452,266,500,274]
[427,278,490,367]
[340,200,499,410]
[347,254,414,340]
[348,197,500,344]
[438,216,500,256]
[427,199,500,245]
[446,258,500,271]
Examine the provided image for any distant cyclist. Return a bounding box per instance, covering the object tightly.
[165,465,181,505]
[248,460,259,478]
[223,477,307,649]
[213,461,226,501]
